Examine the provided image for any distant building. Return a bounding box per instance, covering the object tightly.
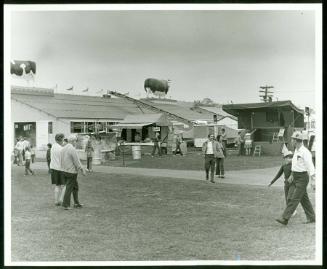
[222,100,304,155]
[11,86,146,156]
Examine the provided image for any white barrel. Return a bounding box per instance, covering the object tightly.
[132,145,141,160]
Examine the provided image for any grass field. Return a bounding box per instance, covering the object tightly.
[107,152,283,171]
[10,166,315,262]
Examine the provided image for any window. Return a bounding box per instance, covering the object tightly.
[48,122,53,134]
[71,122,84,133]
[86,122,95,133]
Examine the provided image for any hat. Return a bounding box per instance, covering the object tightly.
[283,150,293,158]
[291,131,303,140]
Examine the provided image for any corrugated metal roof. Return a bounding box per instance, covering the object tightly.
[12,92,151,119]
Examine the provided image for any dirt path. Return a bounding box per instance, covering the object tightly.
[29,162,284,187]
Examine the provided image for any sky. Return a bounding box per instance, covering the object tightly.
[9,8,318,108]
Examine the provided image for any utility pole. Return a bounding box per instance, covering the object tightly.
[259,85,274,102]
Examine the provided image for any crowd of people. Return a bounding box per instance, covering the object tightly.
[13,136,35,176]
[14,133,88,210]
[13,128,315,223]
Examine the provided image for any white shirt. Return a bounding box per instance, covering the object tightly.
[25,151,31,160]
[22,140,30,150]
[206,141,214,154]
[50,142,63,171]
[292,144,315,176]
[15,141,24,151]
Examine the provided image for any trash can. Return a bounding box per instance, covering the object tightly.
[132,145,141,160]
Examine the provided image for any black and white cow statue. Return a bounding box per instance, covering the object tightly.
[11,60,36,78]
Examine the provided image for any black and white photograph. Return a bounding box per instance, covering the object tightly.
[4,3,322,266]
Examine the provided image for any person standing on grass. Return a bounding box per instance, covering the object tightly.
[215,135,226,179]
[220,128,228,157]
[50,134,66,206]
[236,131,245,156]
[61,135,86,210]
[174,134,183,156]
[24,147,34,176]
[275,131,315,226]
[202,134,219,183]
[151,132,161,157]
[30,145,36,163]
[22,137,30,162]
[268,150,297,216]
[15,137,24,166]
[85,138,94,172]
[46,143,52,174]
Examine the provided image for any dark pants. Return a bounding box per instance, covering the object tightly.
[87,157,93,170]
[47,160,51,173]
[175,144,183,155]
[204,154,215,180]
[31,154,35,163]
[22,149,25,161]
[25,159,33,175]
[282,172,315,221]
[284,182,290,203]
[152,143,161,156]
[62,172,80,208]
[215,158,225,176]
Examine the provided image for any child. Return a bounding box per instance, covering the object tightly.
[30,145,36,163]
[85,139,94,172]
[24,147,34,176]
[46,143,52,174]
[268,150,297,216]
[244,133,252,156]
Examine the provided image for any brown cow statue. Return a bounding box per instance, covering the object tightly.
[144,78,170,98]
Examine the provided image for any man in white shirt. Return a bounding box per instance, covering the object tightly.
[22,137,30,161]
[276,131,315,225]
[50,133,66,206]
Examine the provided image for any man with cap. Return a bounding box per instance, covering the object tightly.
[61,134,86,210]
[268,149,297,216]
[276,131,315,225]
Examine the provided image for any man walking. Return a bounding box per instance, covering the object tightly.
[276,131,315,225]
[61,135,86,210]
[202,134,219,183]
[15,137,24,166]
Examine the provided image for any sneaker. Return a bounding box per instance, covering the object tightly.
[74,203,83,208]
[63,207,71,210]
[55,202,61,206]
[221,175,225,179]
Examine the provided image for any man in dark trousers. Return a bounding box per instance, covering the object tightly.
[202,134,220,183]
[276,131,315,225]
[61,135,86,210]
[151,132,161,157]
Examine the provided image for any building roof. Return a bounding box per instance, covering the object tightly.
[222,100,303,117]
[198,106,237,120]
[115,113,172,128]
[11,86,150,120]
[142,100,214,121]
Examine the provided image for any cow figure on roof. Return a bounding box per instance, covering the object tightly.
[144,78,170,99]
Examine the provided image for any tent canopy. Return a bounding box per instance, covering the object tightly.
[115,113,172,129]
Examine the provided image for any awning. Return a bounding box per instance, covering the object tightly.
[114,122,153,129]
